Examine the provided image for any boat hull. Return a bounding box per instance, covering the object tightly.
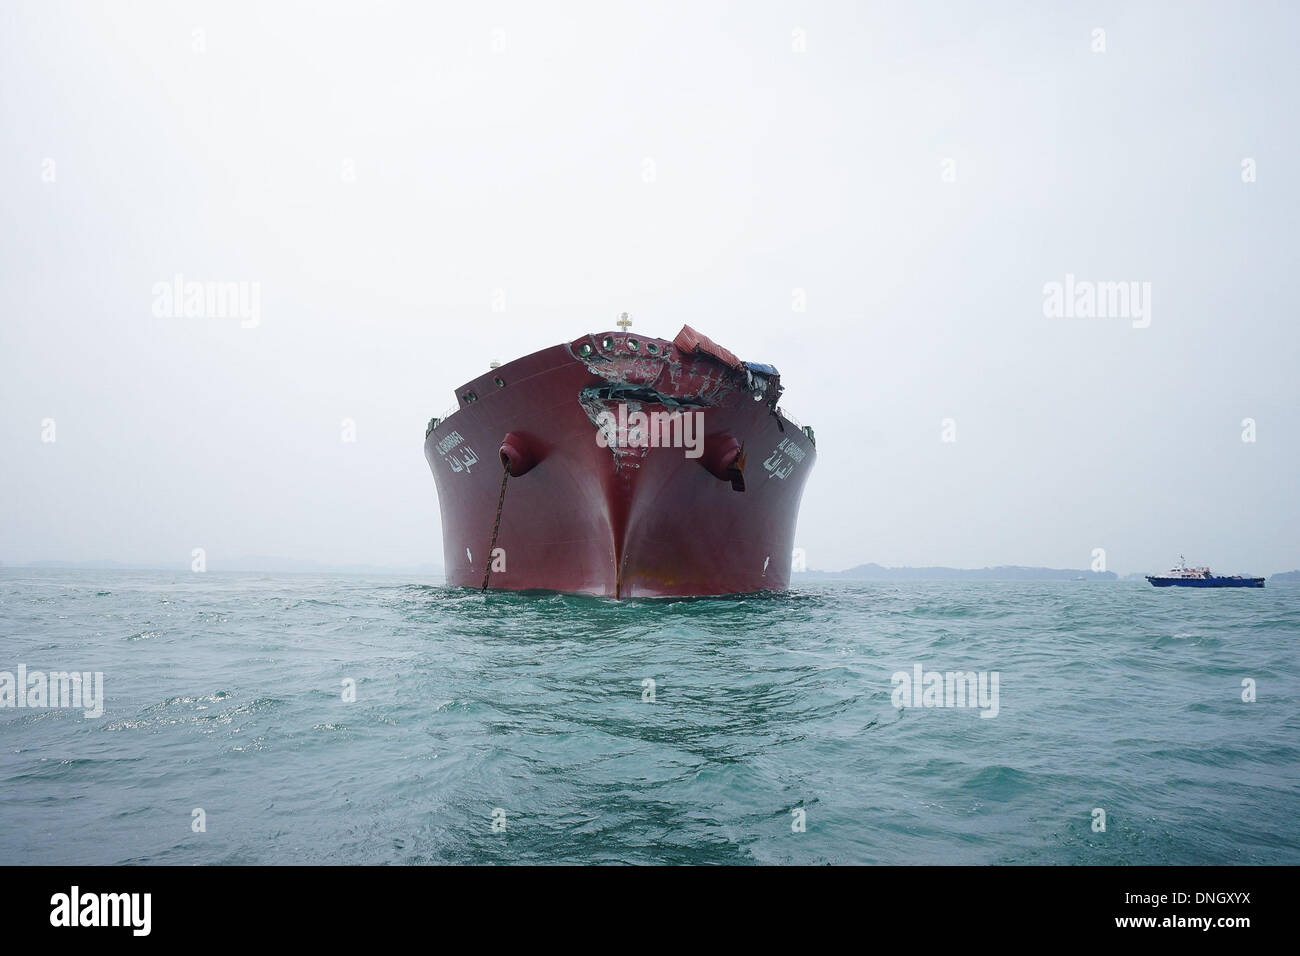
[1146,577,1264,588]
[423,331,815,598]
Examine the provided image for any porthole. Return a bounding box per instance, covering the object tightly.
[627,338,639,351]
[646,342,659,355]
[601,336,614,350]
[494,376,505,388]
[579,343,593,356]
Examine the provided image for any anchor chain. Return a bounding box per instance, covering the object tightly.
[481,461,511,591]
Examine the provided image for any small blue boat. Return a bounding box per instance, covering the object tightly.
[1146,556,1264,588]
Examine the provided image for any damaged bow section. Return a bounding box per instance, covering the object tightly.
[424,322,816,597]
[569,325,788,475]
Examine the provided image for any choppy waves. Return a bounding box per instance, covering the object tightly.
[1,570,1297,864]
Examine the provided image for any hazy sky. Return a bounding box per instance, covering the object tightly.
[2,1,1297,575]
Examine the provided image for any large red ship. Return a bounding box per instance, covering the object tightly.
[423,320,816,598]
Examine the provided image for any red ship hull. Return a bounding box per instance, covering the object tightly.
[423,327,815,598]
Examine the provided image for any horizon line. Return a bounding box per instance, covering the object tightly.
[3,558,1297,578]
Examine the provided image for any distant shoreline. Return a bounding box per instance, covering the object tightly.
[0,559,441,577]
[798,564,1118,582]
[797,564,1297,583]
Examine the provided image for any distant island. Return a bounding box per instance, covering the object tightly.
[9,558,442,576]
[797,563,1118,582]
[1270,570,1300,584]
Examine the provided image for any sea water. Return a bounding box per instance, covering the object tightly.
[1,569,1296,865]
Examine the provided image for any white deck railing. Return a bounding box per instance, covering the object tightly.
[776,405,805,429]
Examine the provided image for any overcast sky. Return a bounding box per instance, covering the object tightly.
[2,0,1297,576]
